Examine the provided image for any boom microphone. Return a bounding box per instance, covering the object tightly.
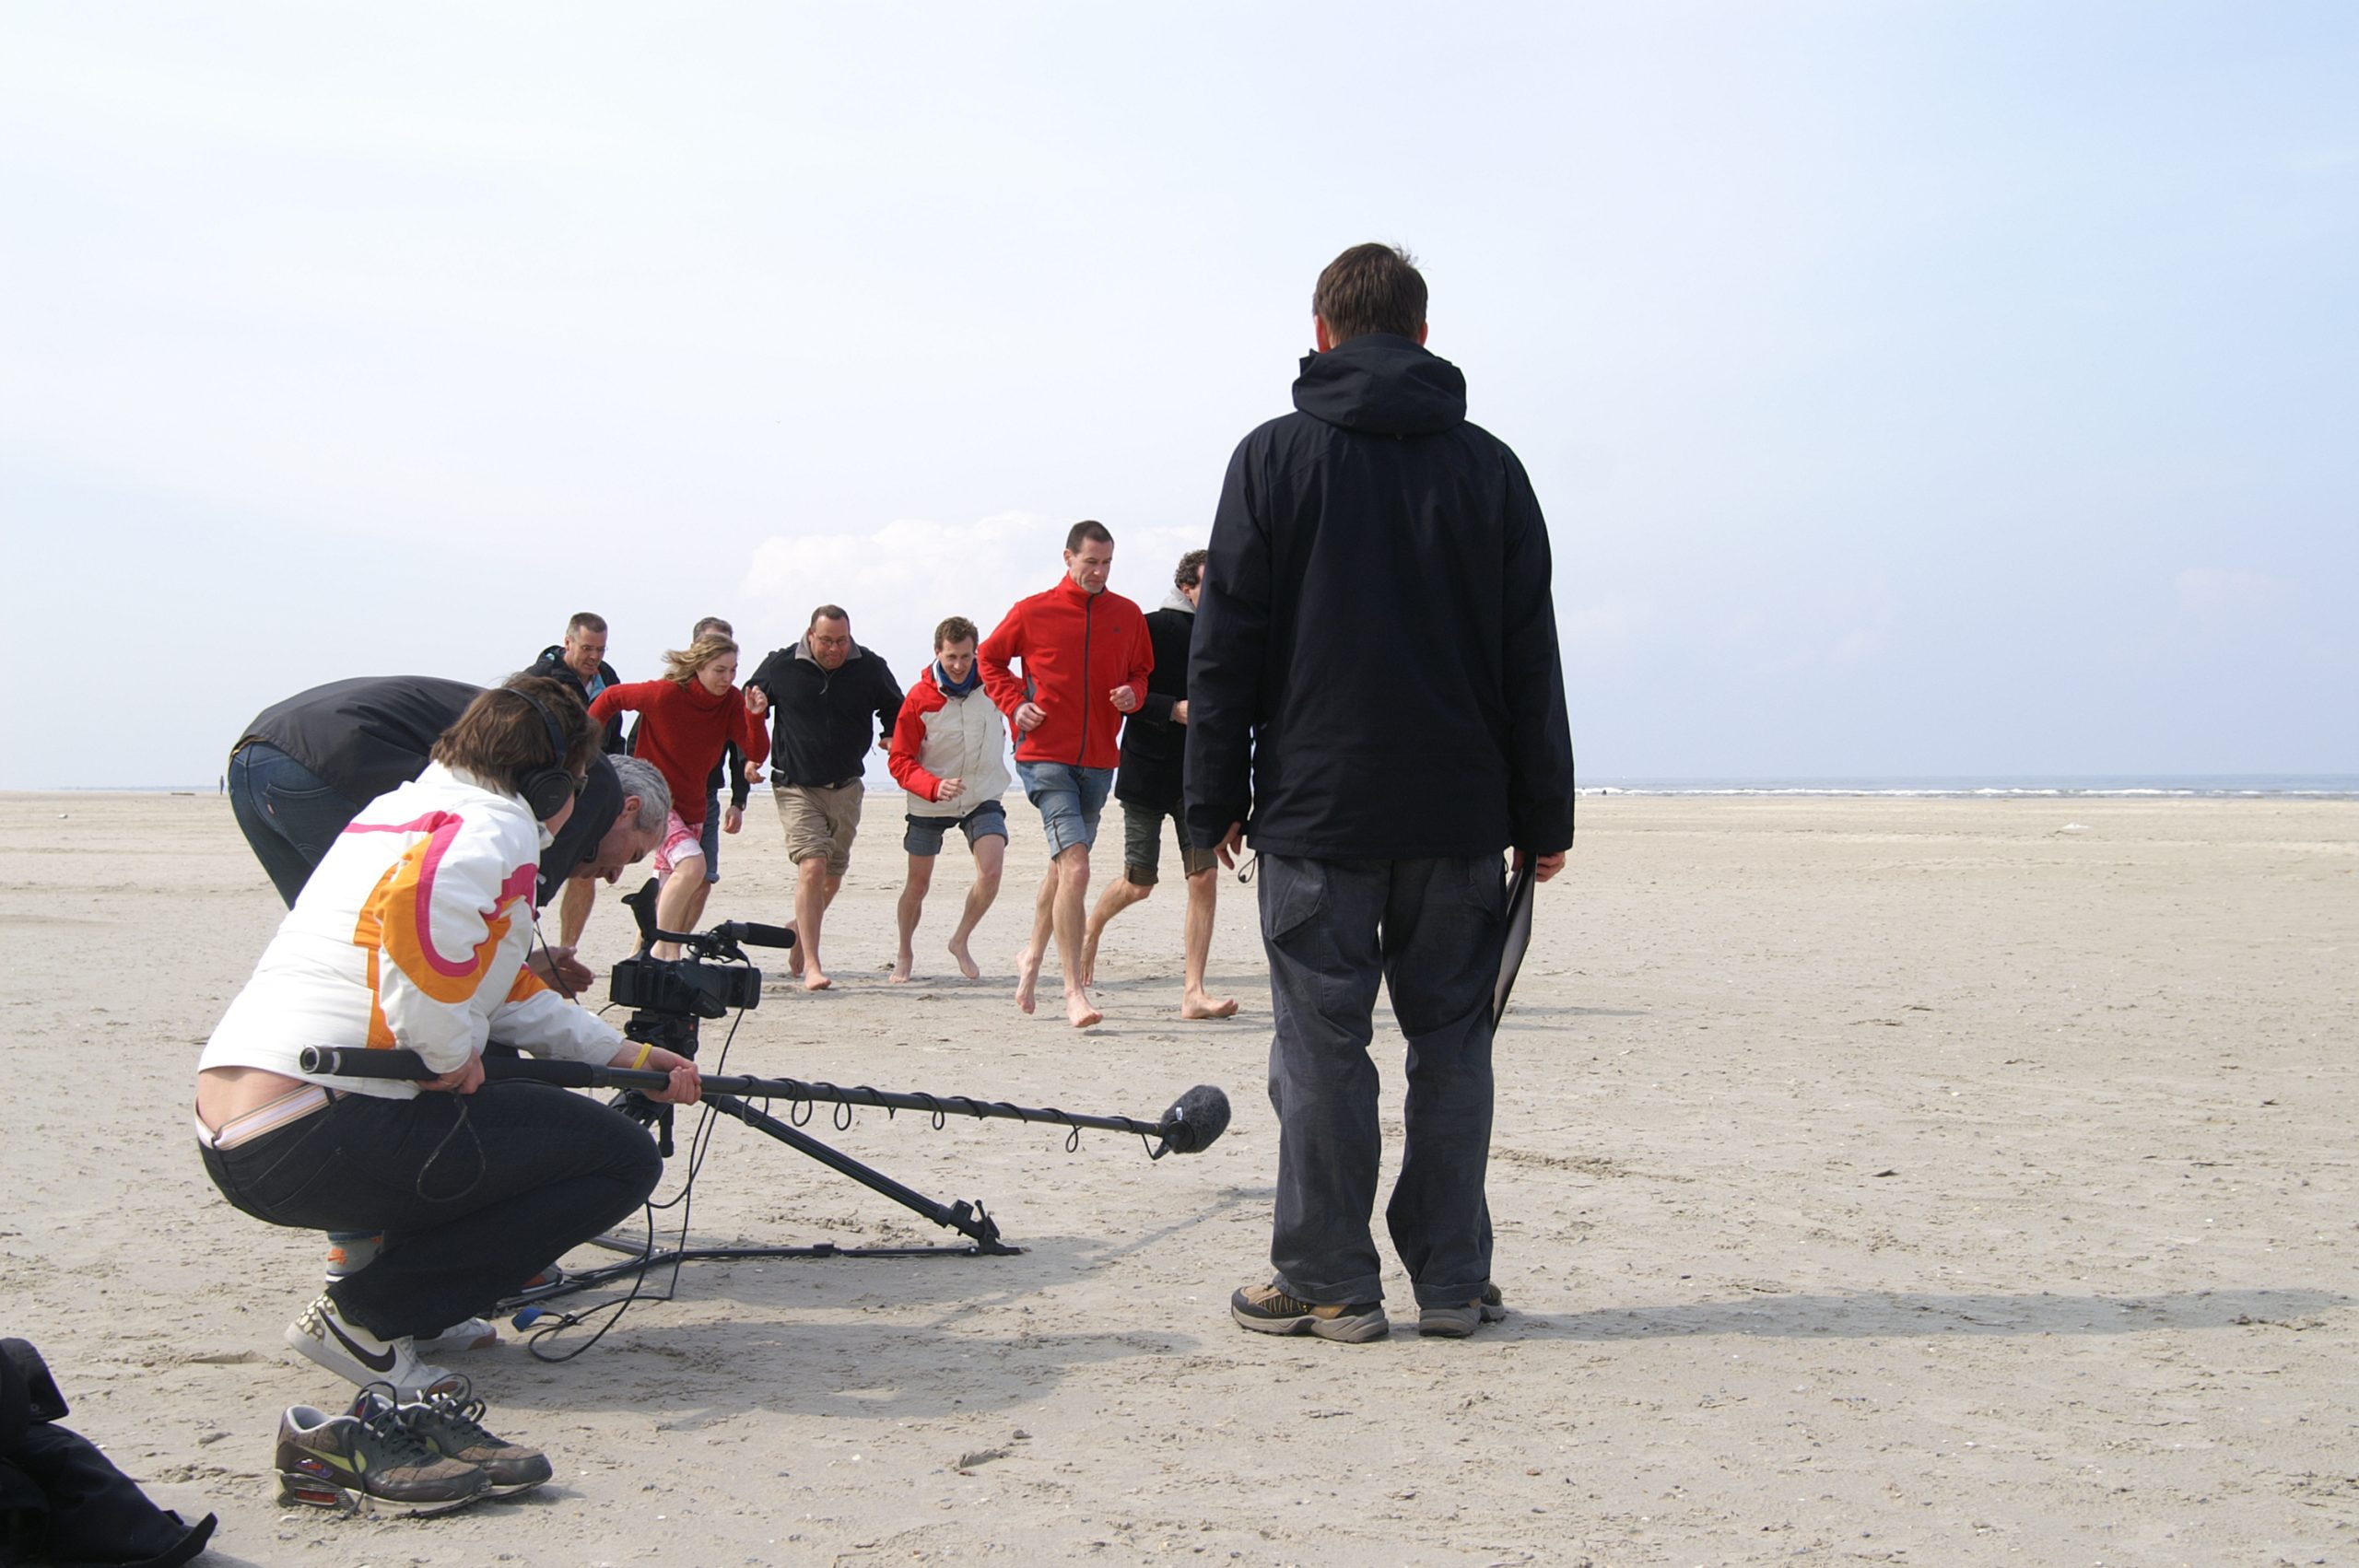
[1152,1084,1231,1158]
[717,920,796,950]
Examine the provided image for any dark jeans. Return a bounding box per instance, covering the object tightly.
[227,743,358,907]
[699,790,722,883]
[199,1082,661,1340]
[1258,853,1506,1308]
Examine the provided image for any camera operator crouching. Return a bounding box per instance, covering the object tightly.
[194,677,703,1404]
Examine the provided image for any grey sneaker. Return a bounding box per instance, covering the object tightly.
[1418,1283,1508,1339]
[1230,1281,1389,1342]
[285,1294,458,1400]
[398,1375,553,1497]
[275,1386,487,1516]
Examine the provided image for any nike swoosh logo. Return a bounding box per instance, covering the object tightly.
[321,1312,399,1374]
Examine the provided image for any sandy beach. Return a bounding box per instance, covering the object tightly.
[2,790,2353,1566]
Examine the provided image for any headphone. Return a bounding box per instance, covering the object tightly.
[504,687,580,822]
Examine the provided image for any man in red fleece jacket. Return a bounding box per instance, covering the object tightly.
[978,521,1155,1028]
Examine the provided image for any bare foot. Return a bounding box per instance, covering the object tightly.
[1078,934,1100,989]
[888,954,913,984]
[804,968,832,992]
[946,936,980,980]
[1014,947,1042,1015]
[1181,992,1239,1020]
[788,946,806,978]
[1065,989,1103,1029]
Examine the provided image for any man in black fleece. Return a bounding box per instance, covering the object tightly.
[747,605,902,989]
[1187,243,1576,1344]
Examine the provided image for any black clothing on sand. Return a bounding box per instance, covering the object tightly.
[1114,603,1195,811]
[526,645,628,754]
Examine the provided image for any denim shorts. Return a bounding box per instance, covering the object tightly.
[904,800,1009,857]
[1014,761,1111,858]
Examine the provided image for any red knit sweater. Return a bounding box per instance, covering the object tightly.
[589,680,770,829]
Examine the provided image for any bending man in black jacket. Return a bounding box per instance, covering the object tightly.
[1187,243,1576,1344]
[1080,549,1238,1020]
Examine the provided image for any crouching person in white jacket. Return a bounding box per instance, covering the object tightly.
[195,676,700,1398]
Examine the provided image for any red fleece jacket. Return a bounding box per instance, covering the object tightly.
[978,576,1154,770]
[589,680,769,829]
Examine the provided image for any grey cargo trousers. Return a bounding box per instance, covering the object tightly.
[1256,851,1505,1308]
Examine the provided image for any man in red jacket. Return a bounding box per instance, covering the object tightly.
[978,521,1155,1028]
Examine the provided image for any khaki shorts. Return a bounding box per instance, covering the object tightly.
[774,782,863,876]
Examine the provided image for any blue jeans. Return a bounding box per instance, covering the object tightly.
[1257,853,1506,1308]
[1015,761,1111,858]
[228,743,360,907]
[699,790,723,883]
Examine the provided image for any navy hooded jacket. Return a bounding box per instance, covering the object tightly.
[1184,333,1576,859]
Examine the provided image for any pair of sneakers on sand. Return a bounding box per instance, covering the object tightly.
[276,1374,550,1516]
[1230,1281,1508,1342]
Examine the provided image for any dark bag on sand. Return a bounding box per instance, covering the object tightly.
[0,1339,217,1568]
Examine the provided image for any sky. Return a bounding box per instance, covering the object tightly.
[3,2,2353,788]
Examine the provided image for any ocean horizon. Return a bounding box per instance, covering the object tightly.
[44,773,2359,801]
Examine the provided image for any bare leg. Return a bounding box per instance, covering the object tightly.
[1015,865,1054,1015]
[1180,865,1238,1019]
[893,855,934,983]
[557,876,597,947]
[651,853,708,961]
[947,836,1003,980]
[1081,875,1153,989]
[679,876,714,932]
[1053,846,1099,1028]
[795,858,835,990]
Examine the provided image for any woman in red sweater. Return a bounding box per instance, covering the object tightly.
[590,635,771,954]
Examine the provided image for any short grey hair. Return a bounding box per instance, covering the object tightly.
[609,755,672,833]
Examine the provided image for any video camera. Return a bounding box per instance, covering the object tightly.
[608,878,792,1023]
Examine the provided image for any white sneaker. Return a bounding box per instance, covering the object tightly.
[285,1295,456,1400]
[414,1317,499,1356]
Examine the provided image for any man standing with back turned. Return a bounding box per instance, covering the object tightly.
[1187,244,1576,1343]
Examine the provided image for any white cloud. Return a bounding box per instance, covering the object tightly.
[2176,567,2283,621]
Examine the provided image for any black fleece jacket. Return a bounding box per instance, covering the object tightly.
[1184,333,1576,859]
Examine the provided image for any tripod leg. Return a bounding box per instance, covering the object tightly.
[702,1092,1015,1254]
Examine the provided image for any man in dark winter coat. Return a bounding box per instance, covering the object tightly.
[1080,548,1237,1020]
[1187,242,1576,1344]
[525,611,628,754]
[747,606,902,990]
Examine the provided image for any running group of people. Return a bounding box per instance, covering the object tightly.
[193,240,1575,1520]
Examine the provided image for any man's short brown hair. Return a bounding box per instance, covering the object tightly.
[808,604,850,630]
[566,611,608,638]
[692,615,732,639]
[1313,243,1427,343]
[934,615,978,650]
[1175,550,1208,591]
[434,674,597,790]
[1065,520,1113,553]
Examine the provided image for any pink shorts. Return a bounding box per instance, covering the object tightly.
[652,810,708,879]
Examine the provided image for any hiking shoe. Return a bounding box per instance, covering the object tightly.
[275,1387,488,1516]
[399,1375,553,1497]
[286,1294,458,1400]
[415,1317,499,1356]
[1230,1281,1389,1342]
[1418,1283,1508,1339]
[323,1233,382,1283]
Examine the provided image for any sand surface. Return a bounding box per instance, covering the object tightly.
[2,792,2353,1566]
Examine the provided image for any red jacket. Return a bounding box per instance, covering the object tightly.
[979,576,1154,770]
[589,679,769,830]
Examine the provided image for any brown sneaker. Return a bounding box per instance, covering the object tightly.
[1230,1281,1389,1342]
[1417,1283,1507,1339]
[398,1376,554,1497]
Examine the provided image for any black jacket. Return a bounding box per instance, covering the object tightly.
[747,641,902,788]
[1115,603,1195,810]
[1185,333,1576,859]
[236,675,623,907]
[527,646,628,754]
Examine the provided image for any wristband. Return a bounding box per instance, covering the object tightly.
[631,1043,653,1071]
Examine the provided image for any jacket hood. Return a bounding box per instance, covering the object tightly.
[1292,333,1467,437]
